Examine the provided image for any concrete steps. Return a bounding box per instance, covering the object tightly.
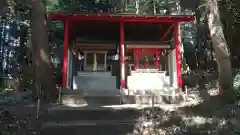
[41,105,141,122]
[61,94,183,105]
[60,88,183,105]
[40,103,161,135]
[41,88,138,135]
[41,124,137,135]
[40,88,183,135]
[61,94,121,106]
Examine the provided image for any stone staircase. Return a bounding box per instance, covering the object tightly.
[40,93,159,135]
[39,87,185,135]
[40,105,142,135]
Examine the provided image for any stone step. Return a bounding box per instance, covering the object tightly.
[60,88,183,105]
[77,71,112,76]
[42,105,142,122]
[60,94,182,106]
[73,76,117,91]
[61,88,121,96]
[40,105,160,135]
[42,120,136,127]
[41,122,152,135]
[61,94,121,106]
[40,103,172,135]
[41,102,168,121]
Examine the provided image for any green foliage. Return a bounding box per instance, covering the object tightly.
[46,0,183,15]
[233,70,240,94]
[218,0,240,55]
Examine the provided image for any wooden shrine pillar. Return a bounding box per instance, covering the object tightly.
[174,23,182,88]
[62,19,69,88]
[120,21,125,88]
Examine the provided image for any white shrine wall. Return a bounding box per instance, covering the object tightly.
[124,49,178,95]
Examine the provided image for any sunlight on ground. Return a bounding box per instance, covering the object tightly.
[63,103,88,107]
[207,88,220,96]
[63,90,204,111]
[205,80,220,96]
[156,116,228,135]
[182,116,214,126]
[62,91,204,111]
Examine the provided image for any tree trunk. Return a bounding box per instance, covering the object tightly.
[31,0,57,101]
[206,0,232,96]
[16,25,28,92]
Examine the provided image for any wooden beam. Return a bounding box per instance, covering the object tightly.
[127,45,170,49]
[161,24,174,41]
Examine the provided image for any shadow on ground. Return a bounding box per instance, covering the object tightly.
[147,70,240,135]
[3,70,240,135]
[49,70,240,135]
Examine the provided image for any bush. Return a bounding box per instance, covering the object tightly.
[233,69,240,96]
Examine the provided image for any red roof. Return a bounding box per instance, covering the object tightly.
[47,12,195,23]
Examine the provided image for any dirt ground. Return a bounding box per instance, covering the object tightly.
[0,102,40,135]
[1,97,240,135]
[1,71,240,135]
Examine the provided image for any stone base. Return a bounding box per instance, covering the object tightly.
[61,94,121,106]
[122,95,183,104]
[121,88,183,104]
[59,88,184,106]
[60,94,183,107]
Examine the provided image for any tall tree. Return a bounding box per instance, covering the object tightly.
[31,0,57,100]
[206,0,232,96]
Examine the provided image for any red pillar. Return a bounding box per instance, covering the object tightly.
[62,20,69,88]
[120,21,125,88]
[174,23,182,88]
